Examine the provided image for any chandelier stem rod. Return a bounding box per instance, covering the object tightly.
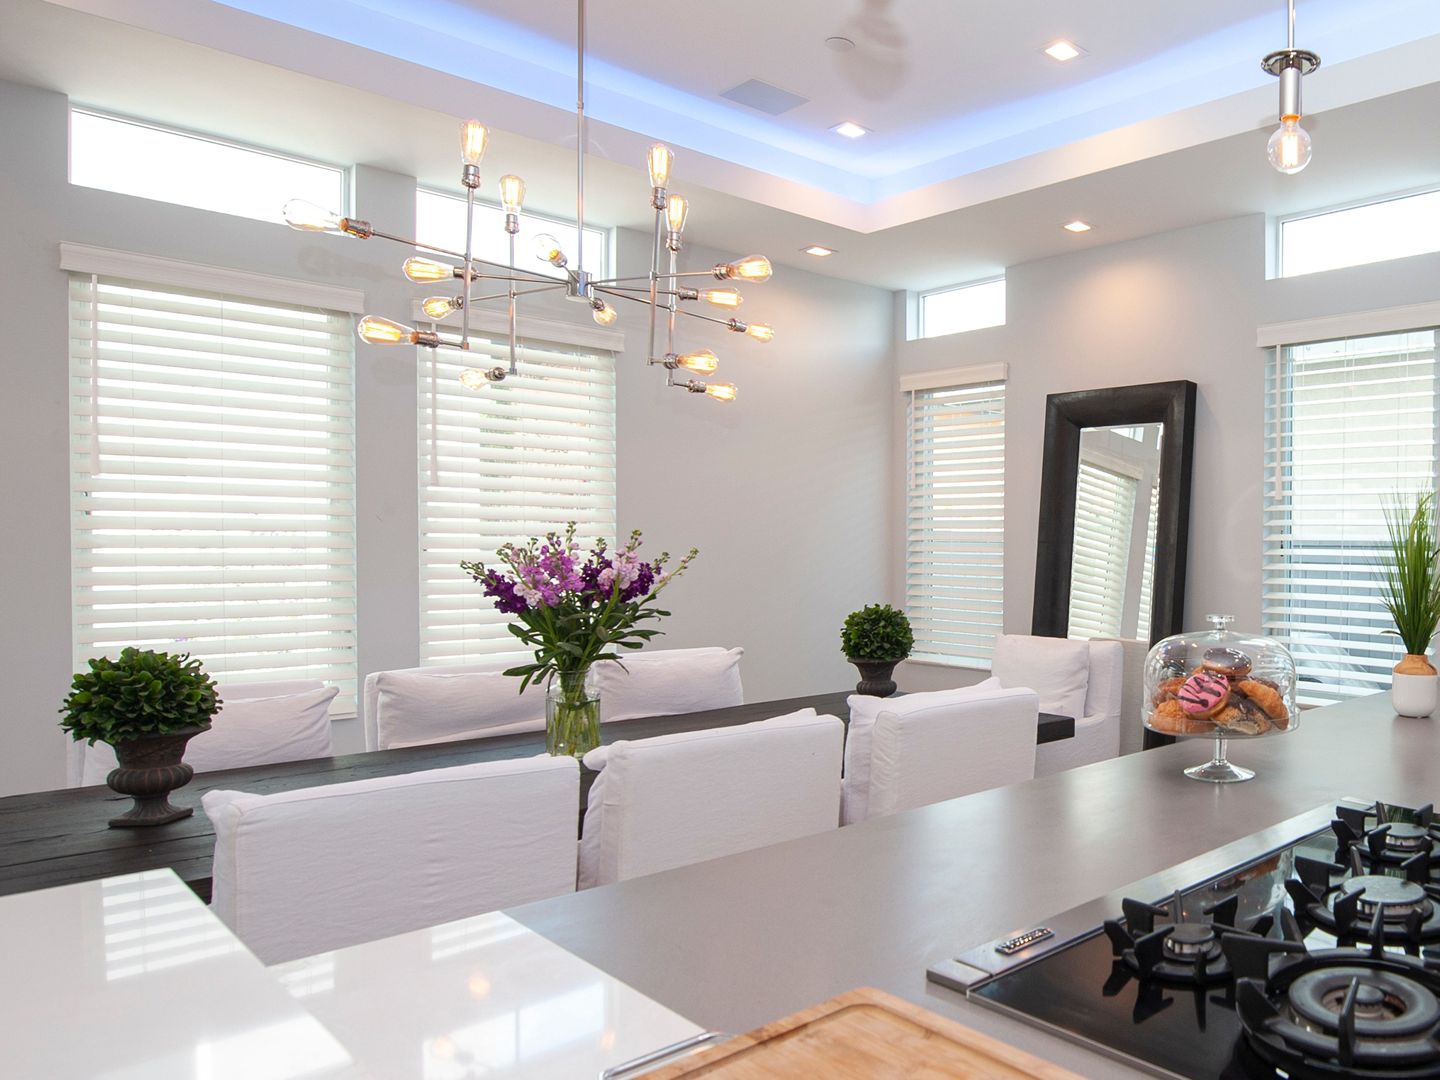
[507,232,518,374]
[575,0,586,275]
[648,206,663,360]
[461,185,475,352]
[671,307,743,329]
[666,243,678,356]
[1288,0,1295,50]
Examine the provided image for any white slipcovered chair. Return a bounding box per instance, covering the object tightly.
[578,708,842,888]
[362,661,544,750]
[75,680,339,787]
[841,684,1039,825]
[593,646,745,723]
[991,635,1124,777]
[204,754,579,965]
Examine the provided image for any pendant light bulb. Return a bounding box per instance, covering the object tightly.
[403,257,457,283]
[718,255,772,283]
[745,322,775,343]
[699,288,743,309]
[421,296,461,320]
[647,144,674,190]
[592,301,618,327]
[534,234,568,268]
[458,367,492,390]
[704,382,738,403]
[283,199,344,234]
[674,349,719,376]
[666,194,689,236]
[1267,116,1312,174]
[499,174,526,214]
[357,316,413,345]
[459,120,489,166]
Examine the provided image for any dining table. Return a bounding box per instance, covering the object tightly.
[0,690,1074,903]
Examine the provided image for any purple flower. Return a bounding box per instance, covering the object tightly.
[482,570,529,615]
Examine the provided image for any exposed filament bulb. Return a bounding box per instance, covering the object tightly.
[403,257,459,283]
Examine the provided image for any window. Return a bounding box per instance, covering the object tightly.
[419,333,617,665]
[69,274,358,711]
[905,377,1005,667]
[1280,189,1440,278]
[415,190,608,280]
[1264,329,1438,704]
[918,278,1006,339]
[1068,462,1138,640]
[70,109,346,226]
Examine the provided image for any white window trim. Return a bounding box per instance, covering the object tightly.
[900,362,1008,395]
[1276,183,1440,280]
[1257,301,1440,348]
[916,275,1006,340]
[60,243,366,315]
[410,300,625,353]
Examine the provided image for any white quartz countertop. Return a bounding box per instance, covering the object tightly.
[1,869,363,1080]
[270,911,703,1079]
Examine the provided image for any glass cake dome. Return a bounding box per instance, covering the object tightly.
[1142,614,1298,783]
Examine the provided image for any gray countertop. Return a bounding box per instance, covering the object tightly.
[508,694,1438,1076]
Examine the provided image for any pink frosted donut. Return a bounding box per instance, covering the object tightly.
[1178,671,1228,718]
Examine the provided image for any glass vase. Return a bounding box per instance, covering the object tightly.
[546,666,600,758]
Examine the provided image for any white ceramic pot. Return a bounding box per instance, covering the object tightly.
[1392,655,1439,717]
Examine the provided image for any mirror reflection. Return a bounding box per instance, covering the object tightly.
[1067,423,1164,641]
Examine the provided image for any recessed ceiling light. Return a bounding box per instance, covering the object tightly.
[802,245,836,257]
[831,121,868,139]
[1043,39,1084,62]
[824,36,855,52]
[1063,220,1092,233]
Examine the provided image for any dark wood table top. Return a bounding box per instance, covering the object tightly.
[0,691,1073,902]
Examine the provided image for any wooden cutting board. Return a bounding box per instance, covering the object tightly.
[642,987,1083,1078]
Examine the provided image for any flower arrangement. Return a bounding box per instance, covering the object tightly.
[461,524,697,755]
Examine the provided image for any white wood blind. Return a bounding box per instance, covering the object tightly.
[1264,329,1439,704]
[419,334,617,666]
[1136,476,1160,640]
[905,379,1005,667]
[69,275,357,711]
[1068,462,1137,641]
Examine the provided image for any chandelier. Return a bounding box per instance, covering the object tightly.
[281,0,772,403]
[1261,0,1320,174]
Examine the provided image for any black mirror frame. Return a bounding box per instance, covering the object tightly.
[1030,380,1197,645]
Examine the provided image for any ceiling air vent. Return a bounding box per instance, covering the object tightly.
[719,79,809,116]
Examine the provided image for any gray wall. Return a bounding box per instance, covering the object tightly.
[894,212,1440,692]
[0,79,894,795]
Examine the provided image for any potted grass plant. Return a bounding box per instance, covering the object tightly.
[1378,492,1440,717]
[841,604,914,697]
[59,647,221,827]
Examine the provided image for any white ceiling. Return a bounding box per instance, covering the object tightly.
[4,0,1440,290]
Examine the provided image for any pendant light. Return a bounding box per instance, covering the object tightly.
[1261,0,1320,174]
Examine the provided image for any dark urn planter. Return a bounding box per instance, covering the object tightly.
[848,657,900,697]
[105,726,207,828]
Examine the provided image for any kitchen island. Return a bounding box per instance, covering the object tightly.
[508,693,1436,1077]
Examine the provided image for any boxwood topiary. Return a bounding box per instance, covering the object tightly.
[840,604,915,662]
[59,647,221,746]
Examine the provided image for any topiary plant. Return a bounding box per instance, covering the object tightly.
[59,647,221,746]
[840,604,915,662]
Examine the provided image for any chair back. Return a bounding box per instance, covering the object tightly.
[593,646,744,723]
[204,754,579,964]
[578,708,841,888]
[866,688,1039,819]
[363,662,543,750]
[77,680,338,786]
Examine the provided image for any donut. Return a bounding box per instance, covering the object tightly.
[1202,647,1253,680]
[1235,679,1288,724]
[1150,699,1217,735]
[1178,670,1229,719]
[1151,676,1185,706]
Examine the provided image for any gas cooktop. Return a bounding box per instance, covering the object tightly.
[928,799,1440,1079]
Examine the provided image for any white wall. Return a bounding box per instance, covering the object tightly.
[0,79,895,795]
[893,211,1440,692]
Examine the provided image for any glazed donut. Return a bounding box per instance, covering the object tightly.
[1178,670,1230,719]
[1202,647,1253,679]
[1214,702,1271,736]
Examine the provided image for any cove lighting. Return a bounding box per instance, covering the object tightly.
[1043,40,1084,62]
[831,121,868,139]
[1063,220,1092,233]
[802,245,836,257]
